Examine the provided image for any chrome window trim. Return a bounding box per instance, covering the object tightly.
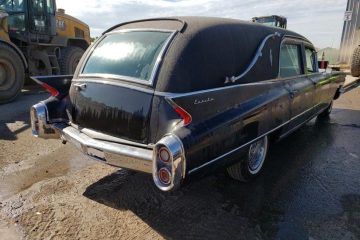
[188,102,326,175]
[304,46,319,74]
[72,78,155,94]
[108,28,177,34]
[78,29,177,87]
[278,38,304,78]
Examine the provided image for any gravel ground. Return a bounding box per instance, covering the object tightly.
[0,79,359,240]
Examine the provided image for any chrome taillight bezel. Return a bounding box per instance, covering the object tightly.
[153,134,186,191]
[30,102,59,139]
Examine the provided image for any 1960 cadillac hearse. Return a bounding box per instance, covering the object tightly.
[30,17,345,191]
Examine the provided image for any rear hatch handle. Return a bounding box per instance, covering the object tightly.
[73,83,87,91]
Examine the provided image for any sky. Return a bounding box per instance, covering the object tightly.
[57,0,346,49]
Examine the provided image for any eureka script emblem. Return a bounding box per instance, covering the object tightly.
[194,97,215,105]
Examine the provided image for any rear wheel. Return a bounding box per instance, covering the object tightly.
[351,46,360,77]
[0,43,25,104]
[59,46,84,74]
[227,136,269,182]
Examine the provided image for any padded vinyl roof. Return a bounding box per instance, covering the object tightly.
[104,17,312,93]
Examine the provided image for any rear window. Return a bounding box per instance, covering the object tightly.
[82,31,172,82]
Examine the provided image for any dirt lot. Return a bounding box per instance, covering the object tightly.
[0,81,360,240]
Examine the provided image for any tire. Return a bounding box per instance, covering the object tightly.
[351,46,360,77]
[59,46,84,75]
[227,136,269,182]
[0,43,25,104]
[318,101,333,119]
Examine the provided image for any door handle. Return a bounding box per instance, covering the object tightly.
[74,83,87,91]
[310,80,317,86]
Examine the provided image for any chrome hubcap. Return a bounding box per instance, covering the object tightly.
[248,137,268,174]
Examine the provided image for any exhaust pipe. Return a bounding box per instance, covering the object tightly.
[30,103,59,139]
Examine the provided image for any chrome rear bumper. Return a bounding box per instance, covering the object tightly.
[59,125,153,173]
[30,102,186,191]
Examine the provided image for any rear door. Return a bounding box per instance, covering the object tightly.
[305,46,331,112]
[280,40,315,131]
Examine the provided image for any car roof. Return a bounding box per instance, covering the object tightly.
[105,16,308,41]
[103,17,312,93]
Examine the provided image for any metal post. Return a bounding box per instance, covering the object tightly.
[339,0,360,64]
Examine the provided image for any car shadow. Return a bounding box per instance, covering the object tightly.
[0,90,47,141]
[0,114,31,141]
[83,108,359,240]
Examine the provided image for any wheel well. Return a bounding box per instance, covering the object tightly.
[333,86,342,100]
[0,39,28,70]
[269,127,283,143]
[67,39,89,50]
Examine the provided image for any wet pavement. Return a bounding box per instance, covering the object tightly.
[0,83,359,239]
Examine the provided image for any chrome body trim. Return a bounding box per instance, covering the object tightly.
[109,28,177,34]
[78,29,177,87]
[80,128,154,149]
[30,102,60,139]
[188,102,325,175]
[73,73,325,99]
[57,124,154,173]
[72,78,155,94]
[224,32,281,84]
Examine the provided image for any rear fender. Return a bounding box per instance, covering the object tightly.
[31,75,73,98]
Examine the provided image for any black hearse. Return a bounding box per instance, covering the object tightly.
[30,17,345,191]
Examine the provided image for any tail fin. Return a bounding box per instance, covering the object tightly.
[31,75,73,97]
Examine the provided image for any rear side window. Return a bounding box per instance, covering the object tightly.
[279,44,302,77]
[82,31,172,82]
[305,48,317,73]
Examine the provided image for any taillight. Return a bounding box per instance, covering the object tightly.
[40,83,59,97]
[158,168,171,185]
[159,147,170,163]
[174,105,192,125]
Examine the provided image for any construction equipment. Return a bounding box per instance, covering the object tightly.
[0,0,91,103]
[252,15,287,29]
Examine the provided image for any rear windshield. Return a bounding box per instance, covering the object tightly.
[82,31,172,82]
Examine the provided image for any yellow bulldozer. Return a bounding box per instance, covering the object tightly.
[0,0,90,103]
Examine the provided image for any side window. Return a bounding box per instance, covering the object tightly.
[279,44,302,77]
[46,0,55,15]
[305,48,316,73]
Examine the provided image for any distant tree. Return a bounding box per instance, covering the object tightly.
[90,37,99,43]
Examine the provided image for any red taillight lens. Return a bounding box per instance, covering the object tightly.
[41,83,59,97]
[159,147,170,163]
[158,168,171,185]
[174,106,192,125]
